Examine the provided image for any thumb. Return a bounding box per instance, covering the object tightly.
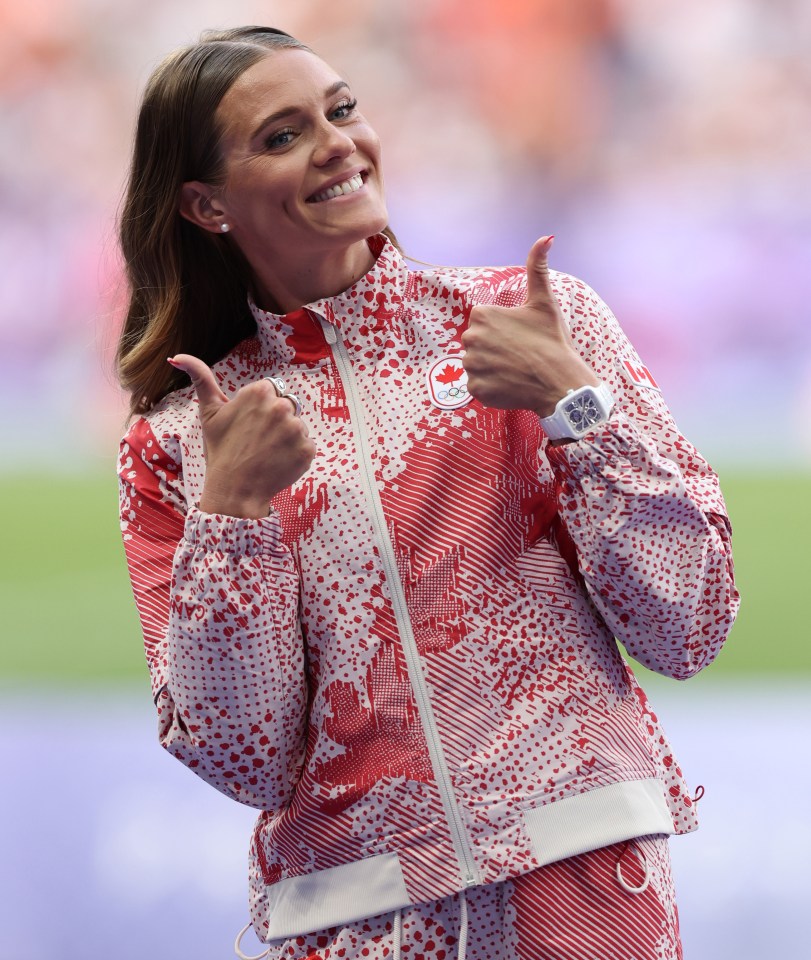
[524,235,555,308]
[168,354,228,415]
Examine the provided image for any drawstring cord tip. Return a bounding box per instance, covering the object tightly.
[234,922,270,960]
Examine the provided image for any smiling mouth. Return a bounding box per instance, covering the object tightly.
[307,173,365,204]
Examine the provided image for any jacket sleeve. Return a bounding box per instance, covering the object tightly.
[118,417,308,810]
[543,273,740,680]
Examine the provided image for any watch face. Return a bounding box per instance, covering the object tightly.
[563,392,603,432]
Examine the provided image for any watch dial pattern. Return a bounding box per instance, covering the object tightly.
[564,392,602,432]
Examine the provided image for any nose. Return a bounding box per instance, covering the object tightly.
[312,119,356,167]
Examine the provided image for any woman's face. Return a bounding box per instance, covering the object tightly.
[211,48,388,265]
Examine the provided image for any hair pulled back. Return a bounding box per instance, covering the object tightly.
[117,26,398,416]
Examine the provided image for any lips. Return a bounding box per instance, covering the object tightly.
[307,172,365,204]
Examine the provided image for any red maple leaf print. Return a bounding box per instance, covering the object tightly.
[435,363,464,385]
[314,643,433,814]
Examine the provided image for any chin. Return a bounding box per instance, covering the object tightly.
[368,213,390,238]
[326,214,389,245]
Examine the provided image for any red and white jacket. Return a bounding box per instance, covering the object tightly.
[118,234,738,943]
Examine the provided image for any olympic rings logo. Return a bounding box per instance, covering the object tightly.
[427,354,473,409]
[436,385,469,400]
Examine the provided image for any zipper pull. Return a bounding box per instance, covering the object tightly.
[317,316,338,345]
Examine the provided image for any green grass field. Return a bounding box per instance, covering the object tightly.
[1,467,808,683]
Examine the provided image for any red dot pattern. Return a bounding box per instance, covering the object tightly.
[118,234,738,944]
[257,836,681,959]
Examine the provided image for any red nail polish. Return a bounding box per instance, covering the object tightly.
[167,357,181,368]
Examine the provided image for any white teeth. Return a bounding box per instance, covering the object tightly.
[311,174,363,203]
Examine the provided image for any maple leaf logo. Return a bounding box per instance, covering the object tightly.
[426,354,472,409]
[434,363,464,385]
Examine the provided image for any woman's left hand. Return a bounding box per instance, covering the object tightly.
[461,236,599,417]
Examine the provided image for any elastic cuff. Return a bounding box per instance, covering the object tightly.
[545,414,648,480]
[183,505,286,556]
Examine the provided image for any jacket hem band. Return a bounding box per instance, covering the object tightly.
[265,851,409,941]
[523,777,675,865]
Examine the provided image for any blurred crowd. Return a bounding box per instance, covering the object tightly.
[1,0,809,467]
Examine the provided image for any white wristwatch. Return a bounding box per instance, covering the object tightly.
[538,382,615,441]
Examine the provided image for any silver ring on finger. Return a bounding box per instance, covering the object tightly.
[283,392,302,417]
[263,376,286,397]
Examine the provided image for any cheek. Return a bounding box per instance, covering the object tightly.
[355,120,383,163]
[227,169,298,219]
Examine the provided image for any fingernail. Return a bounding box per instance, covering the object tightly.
[167,357,182,368]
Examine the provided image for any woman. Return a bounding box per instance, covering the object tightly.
[117,25,738,960]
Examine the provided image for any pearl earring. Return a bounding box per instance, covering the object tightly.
[220,223,230,233]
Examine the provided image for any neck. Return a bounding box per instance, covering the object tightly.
[248,238,377,314]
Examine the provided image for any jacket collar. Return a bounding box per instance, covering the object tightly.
[246,233,409,361]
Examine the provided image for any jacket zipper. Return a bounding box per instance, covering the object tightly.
[318,316,480,889]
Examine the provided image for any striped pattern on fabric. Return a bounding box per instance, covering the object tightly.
[118,418,185,697]
[255,836,681,960]
[509,836,682,960]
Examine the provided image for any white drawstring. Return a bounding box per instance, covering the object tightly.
[234,922,270,960]
[392,907,402,960]
[236,890,469,960]
[615,841,651,895]
[457,889,469,960]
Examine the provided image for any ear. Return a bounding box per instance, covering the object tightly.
[179,181,228,233]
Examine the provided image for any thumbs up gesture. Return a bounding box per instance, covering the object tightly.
[168,355,316,519]
[461,237,599,417]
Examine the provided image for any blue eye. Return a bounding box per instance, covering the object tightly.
[266,127,295,149]
[331,98,358,120]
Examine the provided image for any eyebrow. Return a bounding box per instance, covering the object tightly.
[250,80,350,140]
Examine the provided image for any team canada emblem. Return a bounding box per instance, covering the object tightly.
[427,355,473,410]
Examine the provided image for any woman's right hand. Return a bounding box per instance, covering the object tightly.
[169,354,316,519]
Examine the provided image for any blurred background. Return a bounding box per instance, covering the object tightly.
[1,0,809,957]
